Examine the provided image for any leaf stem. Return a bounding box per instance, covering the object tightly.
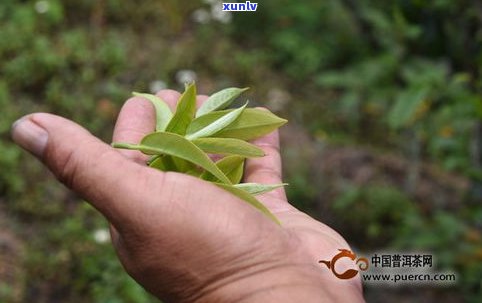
[112,142,139,150]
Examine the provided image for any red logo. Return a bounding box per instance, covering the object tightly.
[319,249,369,280]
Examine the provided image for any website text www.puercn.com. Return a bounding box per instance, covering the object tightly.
[363,273,456,284]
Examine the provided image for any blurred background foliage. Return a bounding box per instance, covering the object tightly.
[0,0,481,302]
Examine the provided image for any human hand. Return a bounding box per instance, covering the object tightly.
[11,90,365,302]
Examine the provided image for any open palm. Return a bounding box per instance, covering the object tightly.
[12,90,364,302]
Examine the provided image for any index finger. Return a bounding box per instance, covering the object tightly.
[112,97,155,164]
[112,91,210,164]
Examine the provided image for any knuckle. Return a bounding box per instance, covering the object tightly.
[50,145,81,189]
[46,139,112,190]
[253,167,283,181]
[114,126,146,141]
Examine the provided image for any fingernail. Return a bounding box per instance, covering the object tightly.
[11,117,48,158]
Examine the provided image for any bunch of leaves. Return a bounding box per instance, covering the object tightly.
[113,83,287,223]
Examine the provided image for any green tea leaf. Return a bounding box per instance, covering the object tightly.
[132,92,172,131]
[165,83,197,135]
[192,138,264,157]
[202,156,245,184]
[235,183,288,195]
[184,167,204,177]
[147,155,161,165]
[187,108,287,141]
[149,155,170,171]
[186,102,248,140]
[214,183,280,224]
[196,87,249,117]
[150,155,196,173]
[170,156,197,173]
[113,132,231,184]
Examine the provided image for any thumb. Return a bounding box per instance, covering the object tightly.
[11,113,151,229]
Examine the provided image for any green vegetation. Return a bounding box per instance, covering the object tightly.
[0,0,480,302]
